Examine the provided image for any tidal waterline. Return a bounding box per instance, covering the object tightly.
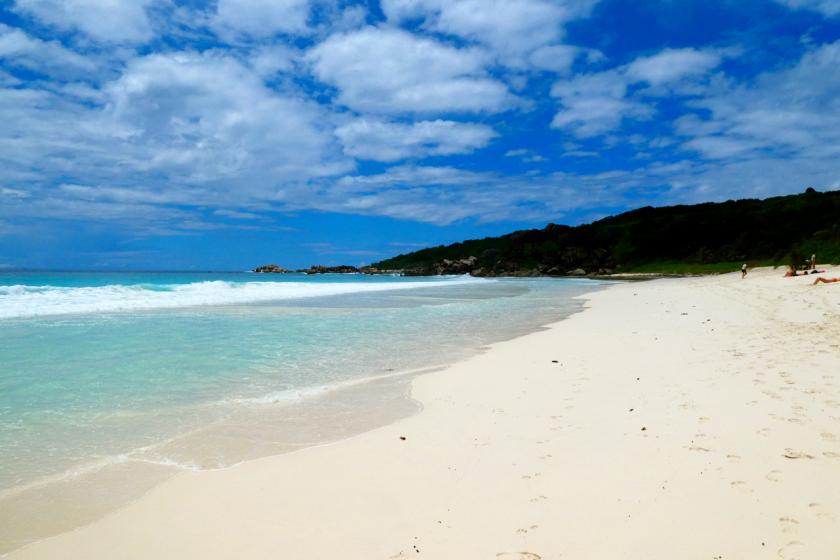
[0,272,611,551]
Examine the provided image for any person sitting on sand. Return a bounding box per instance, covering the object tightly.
[786,266,826,277]
[813,276,839,285]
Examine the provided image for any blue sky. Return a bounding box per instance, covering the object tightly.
[0,0,839,270]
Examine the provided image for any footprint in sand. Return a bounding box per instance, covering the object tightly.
[808,502,835,520]
[726,453,742,462]
[730,480,752,494]
[777,540,804,560]
[688,446,711,452]
[784,449,815,460]
[496,553,541,560]
[820,432,837,442]
[529,495,548,503]
[823,451,840,459]
[766,470,782,482]
[779,517,800,534]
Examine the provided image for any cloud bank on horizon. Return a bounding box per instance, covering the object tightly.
[0,0,839,268]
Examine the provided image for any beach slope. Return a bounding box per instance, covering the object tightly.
[10,268,840,559]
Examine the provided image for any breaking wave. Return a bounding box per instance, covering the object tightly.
[0,276,484,319]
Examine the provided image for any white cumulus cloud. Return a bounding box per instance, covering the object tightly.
[626,48,723,86]
[13,0,158,43]
[551,70,652,136]
[335,118,496,161]
[774,0,840,16]
[382,0,599,66]
[0,23,95,78]
[551,48,726,137]
[0,50,354,231]
[212,0,312,40]
[677,40,840,161]
[307,26,513,114]
[529,44,602,73]
[103,52,350,188]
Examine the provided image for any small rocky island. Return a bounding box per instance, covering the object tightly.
[253,264,289,273]
[297,265,362,274]
[253,264,378,274]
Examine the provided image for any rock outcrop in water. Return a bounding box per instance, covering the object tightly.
[254,264,399,275]
[297,265,361,274]
[254,264,288,273]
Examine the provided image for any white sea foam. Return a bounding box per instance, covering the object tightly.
[0,277,484,319]
[228,386,327,405]
[225,364,440,406]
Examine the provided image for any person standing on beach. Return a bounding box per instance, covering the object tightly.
[811,254,817,269]
[741,263,748,278]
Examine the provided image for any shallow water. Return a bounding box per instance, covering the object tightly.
[0,271,609,551]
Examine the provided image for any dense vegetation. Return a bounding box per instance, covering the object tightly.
[372,189,840,275]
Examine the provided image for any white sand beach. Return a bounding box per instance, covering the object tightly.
[9,268,840,559]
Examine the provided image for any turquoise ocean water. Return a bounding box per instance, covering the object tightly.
[0,271,607,547]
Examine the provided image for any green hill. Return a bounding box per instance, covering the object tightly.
[372,189,840,276]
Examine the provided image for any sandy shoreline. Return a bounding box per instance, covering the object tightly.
[9,268,840,559]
